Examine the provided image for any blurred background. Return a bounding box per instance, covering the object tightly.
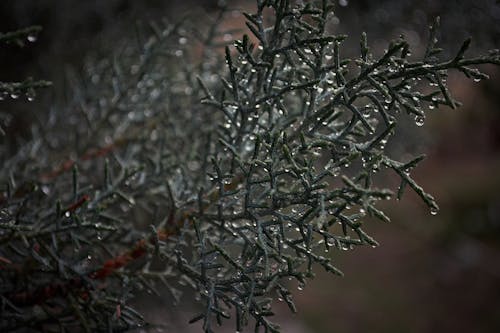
[1,0,499,332]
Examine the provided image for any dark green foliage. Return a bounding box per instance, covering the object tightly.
[0,26,52,98]
[0,26,52,135]
[1,1,499,332]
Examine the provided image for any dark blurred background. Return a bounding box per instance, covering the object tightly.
[1,0,499,332]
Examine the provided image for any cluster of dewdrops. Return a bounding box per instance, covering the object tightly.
[0,33,39,102]
[0,87,36,102]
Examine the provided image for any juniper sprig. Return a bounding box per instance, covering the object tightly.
[1,1,499,332]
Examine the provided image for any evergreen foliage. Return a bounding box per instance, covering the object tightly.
[1,1,499,332]
[0,26,52,135]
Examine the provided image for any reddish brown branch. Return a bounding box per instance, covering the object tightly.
[40,143,120,182]
[5,212,182,306]
[0,256,12,265]
[89,239,148,280]
[39,122,156,183]
[64,195,90,214]
[4,172,241,307]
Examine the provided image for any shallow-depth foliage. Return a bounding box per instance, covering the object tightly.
[1,1,499,332]
[0,26,51,136]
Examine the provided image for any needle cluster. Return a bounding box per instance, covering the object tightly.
[1,1,499,332]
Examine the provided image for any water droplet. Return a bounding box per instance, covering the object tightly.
[26,89,36,102]
[244,141,253,152]
[415,115,425,127]
[339,0,349,7]
[362,108,371,118]
[10,92,19,99]
[430,207,439,215]
[27,34,37,42]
